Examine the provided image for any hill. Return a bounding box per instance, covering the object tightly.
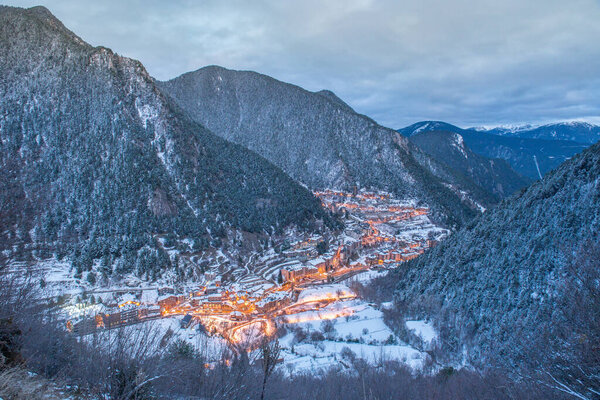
[394,141,600,395]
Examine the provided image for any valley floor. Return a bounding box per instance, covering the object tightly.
[10,190,447,376]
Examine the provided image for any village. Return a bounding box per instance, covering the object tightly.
[68,190,447,349]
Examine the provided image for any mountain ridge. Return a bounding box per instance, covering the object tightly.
[408,130,531,199]
[470,121,600,144]
[395,139,600,371]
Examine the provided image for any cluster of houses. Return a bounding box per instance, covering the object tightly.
[69,302,162,334]
[155,277,294,322]
[365,240,437,267]
[278,237,362,283]
[69,191,440,336]
[278,226,438,283]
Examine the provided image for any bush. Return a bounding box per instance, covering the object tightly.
[168,339,197,359]
[86,271,97,286]
[310,331,325,342]
[321,320,337,339]
[293,327,308,343]
[340,346,356,363]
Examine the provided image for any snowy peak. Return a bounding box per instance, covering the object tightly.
[397,120,592,179]
[468,121,600,144]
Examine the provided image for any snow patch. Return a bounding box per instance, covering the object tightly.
[405,320,437,344]
[451,133,467,158]
[135,98,158,129]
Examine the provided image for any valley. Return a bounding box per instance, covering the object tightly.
[30,190,446,373]
[1,4,597,398]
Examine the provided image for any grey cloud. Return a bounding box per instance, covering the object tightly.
[5,0,600,127]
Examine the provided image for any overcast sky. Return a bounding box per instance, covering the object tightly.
[6,0,600,128]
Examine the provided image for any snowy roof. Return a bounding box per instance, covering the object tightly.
[297,284,354,303]
[256,291,289,307]
[306,257,326,267]
[280,261,306,272]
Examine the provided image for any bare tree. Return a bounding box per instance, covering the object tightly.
[259,336,280,400]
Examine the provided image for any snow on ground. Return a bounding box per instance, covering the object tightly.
[276,299,429,375]
[281,340,423,376]
[405,320,437,344]
[107,298,433,376]
[79,316,230,362]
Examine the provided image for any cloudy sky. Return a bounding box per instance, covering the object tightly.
[6,0,600,128]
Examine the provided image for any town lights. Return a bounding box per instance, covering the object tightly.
[118,300,141,308]
[71,189,434,345]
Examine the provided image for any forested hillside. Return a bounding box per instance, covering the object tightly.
[395,141,600,397]
[0,6,333,278]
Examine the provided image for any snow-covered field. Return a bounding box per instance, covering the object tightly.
[134,294,437,376]
[277,298,429,375]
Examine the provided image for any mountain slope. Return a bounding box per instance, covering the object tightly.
[395,141,600,370]
[474,121,600,144]
[158,67,493,227]
[460,131,588,180]
[0,6,331,264]
[408,130,531,199]
[398,121,589,180]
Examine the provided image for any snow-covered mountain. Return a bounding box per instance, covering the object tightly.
[158,68,501,228]
[398,121,589,180]
[0,6,333,275]
[469,121,600,144]
[397,121,464,137]
[395,140,600,393]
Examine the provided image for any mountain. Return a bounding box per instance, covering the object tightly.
[398,121,589,180]
[158,67,497,227]
[395,141,600,383]
[408,131,531,199]
[473,121,600,144]
[0,6,333,275]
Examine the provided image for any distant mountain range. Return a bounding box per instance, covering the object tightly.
[158,67,523,227]
[0,6,333,276]
[399,120,600,144]
[398,121,590,180]
[472,121,600,144]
